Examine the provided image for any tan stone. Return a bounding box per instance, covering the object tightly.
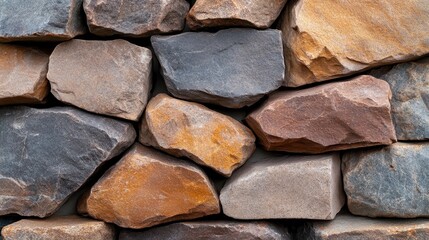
[280,0,429,87]
[1,216,116,240]
[139,94,256,176]
[81,143,220,229]
[0,44,49,105]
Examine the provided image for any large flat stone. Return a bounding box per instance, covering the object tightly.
[84,0,189,37]
[246,75,397,153]
[279,0,429,87]
[343,142,429,218]
[220,153,344,220]
[0,106,135,217]
[0,0,86,42]
[48,39,152,121]
[139,94,255,176]
[151,28,284,108]
[80,143,220,229]
[0,44,49,105]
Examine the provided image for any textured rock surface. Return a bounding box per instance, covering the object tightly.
[280,0,429,87]
[0,106,135,217]
[220,153,344,220]
[0,218,19,240]
[120,221,290,240]
[1,216,116,240]
[0,0,86,42]
[343,142,429,218]
[187,0,288,30]
[246,75,397,153]
[48,39,152,121]
[297,213,429,240]
[152,28,284,108]
[139,94,255,176]
[84,0,189,37]
[81,144,220,229]
[371,57,429,140]
[0,44,49,105]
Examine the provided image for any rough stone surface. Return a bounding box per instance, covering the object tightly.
[246,75,397,153]
[84,0,189,37]
[0,44,49,105]
[0,106,135,217]
[0,218,20,240]
[1,216,116,240]
[343,142,429,218]
[139,94,255,176]
[220,153,344,220]
[80,143,220,229]
[371,57,429,140]
[120,221,290,240]
[152,28,284,108]
[48,39,152,121]
[0,0,86,42]
[187,0,288,30]
[297,213,429,240]
[280,0,429,87]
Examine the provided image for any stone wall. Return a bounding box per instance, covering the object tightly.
[0,0,428,239]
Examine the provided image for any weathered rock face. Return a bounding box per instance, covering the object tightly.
[139,94,255,176]
[84,0,189,37]
[1,216,116,240]
[343,142,429,218]
[48,39,152,121]
[0,44,49,105]
[0,0,86,42]
[120,221,290,240]
[297,213,429,240]
[220,153,344,220]
[187,0,288,30]
[371,57,429,140]
[0,106,135,217]
[81,144,220,229]
[0,217,20,240]
[246,75,397,153]
[152,28,284,108]
[280,0,429,87]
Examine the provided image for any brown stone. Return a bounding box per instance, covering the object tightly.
[0,44,49,105]
[246,75,397,153]
[139,94,256,176]
[280,0,429,87]
[80,143,220,229]
[1,216,116,240]
[187,0,288,30]
[48,39,152,121]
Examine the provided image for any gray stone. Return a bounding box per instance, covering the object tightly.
[120,221,290,240]
[0,0,86,42]
[220,153,344,220]
[0,106,135,217]
[342,142,429,218]
[151,28,284,108]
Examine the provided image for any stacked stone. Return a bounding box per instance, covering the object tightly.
[0,0,428,239]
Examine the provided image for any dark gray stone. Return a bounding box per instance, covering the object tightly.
[0,0,86,42]
[119,221,290,240]
[151,28,285,108]
[342,142,429,218]
[0,106,136,217]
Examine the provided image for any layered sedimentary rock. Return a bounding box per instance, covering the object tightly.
[280,0,429,87]
[343,142,429,218]
[0,44,49,105]
[152,28,284,108]
[140,94,255,176]
[0,0,86,42]
[84,0,189,37]
[48,39,152,121]
[246,75,397,153]
[0,106,135,217]
[80,144,220,229]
